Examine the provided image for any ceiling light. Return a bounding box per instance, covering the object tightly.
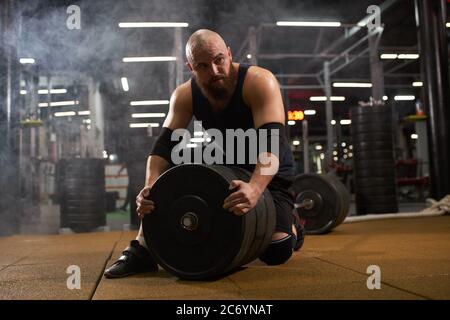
[54,111,76,117]
[131,113,166,118]
[394,95,415,101]
[380,54,398,59]
[304,110,316,115]
[398,54,419,59]
[310,96,345,101]
[38,100,79,107]
[129,123,160,128]
[276,21,341,27]
[123,56,177,62]
[412,81,423,87]
[130,100,169,106]
[121,77,129,92]
[118,22,188,28]
[310,96,327,101]
[38,89,67,94]
[333,82,372,88]
[19,58,35,64]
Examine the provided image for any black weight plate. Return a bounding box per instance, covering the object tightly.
[355,176,397,186]
[351,132,393,143]
[350,106,391,116]
[226,167,275,266]
[325,175,350,227]
[62,206,105,213]
[63,210,105,217]
[292,174,341,235]
[64,199,104,207]
[353,150,394,160]
[351,114,392,124]
[63,192,106,200]
[354,159,395,170]
[143,164,268,280]
[355,185,397,195]
[353,141,394,150]
[63,185,105,192]
[354,167,396,179]
[351,122,392,134]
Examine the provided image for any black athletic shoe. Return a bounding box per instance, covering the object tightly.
[104,240,158,278]
[292,210,306,251]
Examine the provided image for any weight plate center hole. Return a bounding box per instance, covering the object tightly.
[181,212,199,231]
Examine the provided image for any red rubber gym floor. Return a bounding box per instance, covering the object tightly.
[1,215,449,300]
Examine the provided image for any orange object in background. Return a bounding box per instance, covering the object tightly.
[288,110,305,121]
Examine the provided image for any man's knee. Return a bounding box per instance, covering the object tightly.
[259,235,294,265]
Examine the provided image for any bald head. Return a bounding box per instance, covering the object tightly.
[185,29,228,63]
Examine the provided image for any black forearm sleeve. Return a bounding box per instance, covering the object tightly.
[149,127,179,165]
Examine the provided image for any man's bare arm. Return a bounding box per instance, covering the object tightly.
[144,81,193,187]
[223,67,285,215]
[246,67,285,193]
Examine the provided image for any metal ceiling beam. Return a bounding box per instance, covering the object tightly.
[319,0,402,55]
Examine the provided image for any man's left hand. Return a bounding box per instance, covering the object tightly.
[223,180,263,216]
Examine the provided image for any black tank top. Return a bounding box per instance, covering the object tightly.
[191,63,294,188]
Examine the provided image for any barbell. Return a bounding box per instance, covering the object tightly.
[291,173,350,235]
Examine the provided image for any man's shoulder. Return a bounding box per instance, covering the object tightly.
[246,65,274,79]
[243,65,278,97]
[171,80,193,106]
[173,79,192,96]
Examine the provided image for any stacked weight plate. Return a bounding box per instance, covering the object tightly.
[143,164,276,280]
[58,158,106,232]
[351,106,399,214]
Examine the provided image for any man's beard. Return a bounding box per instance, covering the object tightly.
[196,64,236,101]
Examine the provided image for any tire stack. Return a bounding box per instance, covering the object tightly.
[351,105,399,215]
[58,158,106,232]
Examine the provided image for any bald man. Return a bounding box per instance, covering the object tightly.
[104,29,305,278]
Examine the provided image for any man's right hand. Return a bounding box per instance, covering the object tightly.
[136,187,155,219]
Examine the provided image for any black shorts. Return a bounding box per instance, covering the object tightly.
[267,175,295,235]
